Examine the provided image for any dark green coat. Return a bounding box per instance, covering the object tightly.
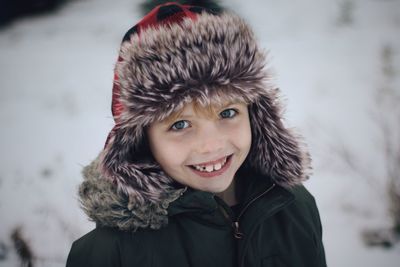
[67,170,326,267]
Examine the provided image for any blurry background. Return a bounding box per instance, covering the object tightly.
[0,0,399,266]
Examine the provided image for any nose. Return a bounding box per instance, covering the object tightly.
[195,121,225,155]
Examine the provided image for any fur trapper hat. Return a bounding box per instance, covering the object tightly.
[86,2,311,230]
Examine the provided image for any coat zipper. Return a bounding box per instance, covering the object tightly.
[232,183,276,239]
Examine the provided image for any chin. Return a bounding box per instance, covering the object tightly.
[197,179,233,193]
[203,187,227,194]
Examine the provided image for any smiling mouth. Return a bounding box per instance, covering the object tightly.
[187,154,233,177]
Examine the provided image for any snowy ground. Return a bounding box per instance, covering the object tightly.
[0,0,399,266]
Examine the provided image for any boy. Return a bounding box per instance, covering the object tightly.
[67,2,327,267]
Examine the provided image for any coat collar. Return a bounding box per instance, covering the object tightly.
[168,172,295,225]
[79,155,295,232]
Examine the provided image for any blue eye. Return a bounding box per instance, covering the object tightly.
[220,108,237,119]
[171,120,190,131]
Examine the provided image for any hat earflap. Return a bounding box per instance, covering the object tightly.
[246,91,312,187]
[99,124,181,206]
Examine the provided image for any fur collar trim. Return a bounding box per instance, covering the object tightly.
[79,155,186,231]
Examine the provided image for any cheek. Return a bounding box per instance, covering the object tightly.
[149,136,188,169]
[238,124,252,152]
[226,117,252,151]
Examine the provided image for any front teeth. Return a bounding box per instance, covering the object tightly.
[193,156,229,172]
[205,165,214,172]
[214,163,222,171]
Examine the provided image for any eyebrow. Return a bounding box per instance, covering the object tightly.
[179,101,237,116]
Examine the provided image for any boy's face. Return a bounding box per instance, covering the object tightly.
[147,100,251,193]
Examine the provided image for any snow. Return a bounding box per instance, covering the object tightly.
[0,0,399,266]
